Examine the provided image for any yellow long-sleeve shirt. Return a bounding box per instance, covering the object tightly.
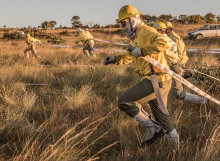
[115,23,173,82]
[167,31,188,64]
[75,30,94,46]
[23,34,41,44]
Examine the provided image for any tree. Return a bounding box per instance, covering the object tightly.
[186,15,203,24]
[178,15,188,24]
[216,15,220,24]
[158,14,173,21]
[71,16,82,28]
[151,16,158,22]
[3,25,6,28]
[141,14,157,25]
[171,16,178,23]
[204,13,216,24]
[142,14,152,22]
[41,21,51,29]
[93,23,100,28]
[50,21,57,29]
[41,21,57,29]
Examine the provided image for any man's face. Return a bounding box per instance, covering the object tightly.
[166,28,172,34]
[120,20,127,28]
[120,18,132,34]
[157,29,166,35]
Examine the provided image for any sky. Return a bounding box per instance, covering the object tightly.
[0,0,219,28]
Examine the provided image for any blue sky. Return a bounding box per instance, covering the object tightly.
[0,0,219,28]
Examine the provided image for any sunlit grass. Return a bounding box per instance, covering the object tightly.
[0,27,219,161]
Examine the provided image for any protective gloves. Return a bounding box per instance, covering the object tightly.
[182,70,194,79]
[127,45,134,52]
[103,56,116,65]
[170,63,184,74]
[37,41,42,46]
[130,47,143,58]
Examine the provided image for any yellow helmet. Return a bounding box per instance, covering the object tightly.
[118,5,143,23]
[165,22,173,28]
[153,21,167,30]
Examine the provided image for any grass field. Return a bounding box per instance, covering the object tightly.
[0,24,219,161]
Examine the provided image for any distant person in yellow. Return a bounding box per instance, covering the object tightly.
[75,28,96,58]
[165,22,208,105]
[165,22,188,66]
[153,22,180,68]
[104,5,180,146]
[153,21,167,35]
[19,31,41,59]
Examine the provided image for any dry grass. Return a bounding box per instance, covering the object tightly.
[0,26,219,161]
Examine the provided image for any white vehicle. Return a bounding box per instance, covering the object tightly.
[188,24,220,39]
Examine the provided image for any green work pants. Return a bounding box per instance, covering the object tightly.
[24,44,40,58]
[83,41,95,57]
[118,78,174,132]
[170,63,186,99]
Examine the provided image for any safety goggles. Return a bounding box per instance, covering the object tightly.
[157,29,167,34]
[120,19,129,27]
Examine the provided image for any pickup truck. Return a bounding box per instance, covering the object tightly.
[188,24,220,39]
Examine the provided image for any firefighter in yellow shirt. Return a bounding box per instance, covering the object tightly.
[104,5,179,146]
[75,28,96,58]
[165,22,208,105]
[19,31,41,59]
[153,22,180,68]
[165,22,188,65]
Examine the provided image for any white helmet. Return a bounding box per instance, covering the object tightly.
[19,31,24,38]
[76,28,82,33]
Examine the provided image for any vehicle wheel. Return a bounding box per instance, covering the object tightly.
[196,34,203,39]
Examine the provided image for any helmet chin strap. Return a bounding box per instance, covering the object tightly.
[128,17,134,33]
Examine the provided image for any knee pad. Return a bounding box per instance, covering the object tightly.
[118,98,140,117]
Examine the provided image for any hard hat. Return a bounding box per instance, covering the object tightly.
[19,31,24,35]
[76,28,82,33]
[19,31,24,37]
[118,5,143,23]
[153,21,167,30]
[165,22,173,28]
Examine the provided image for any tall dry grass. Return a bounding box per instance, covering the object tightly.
[0,26,219,161]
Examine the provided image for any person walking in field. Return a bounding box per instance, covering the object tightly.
[165,22,208,105]
[104,5,180,146]
[19,31,41,59]
[75,28,96,58]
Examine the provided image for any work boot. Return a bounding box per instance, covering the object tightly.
[134,110,165,147]
[142,119,165,147]
[166,128,180,146]
[83,51,90,57]
[25,53,30,58]
[184,92,209,105]
[92,54,97,58]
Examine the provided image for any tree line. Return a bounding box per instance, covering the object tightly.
[71,13,220,29]
[142,13,220,24]
[3,12,218,29]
